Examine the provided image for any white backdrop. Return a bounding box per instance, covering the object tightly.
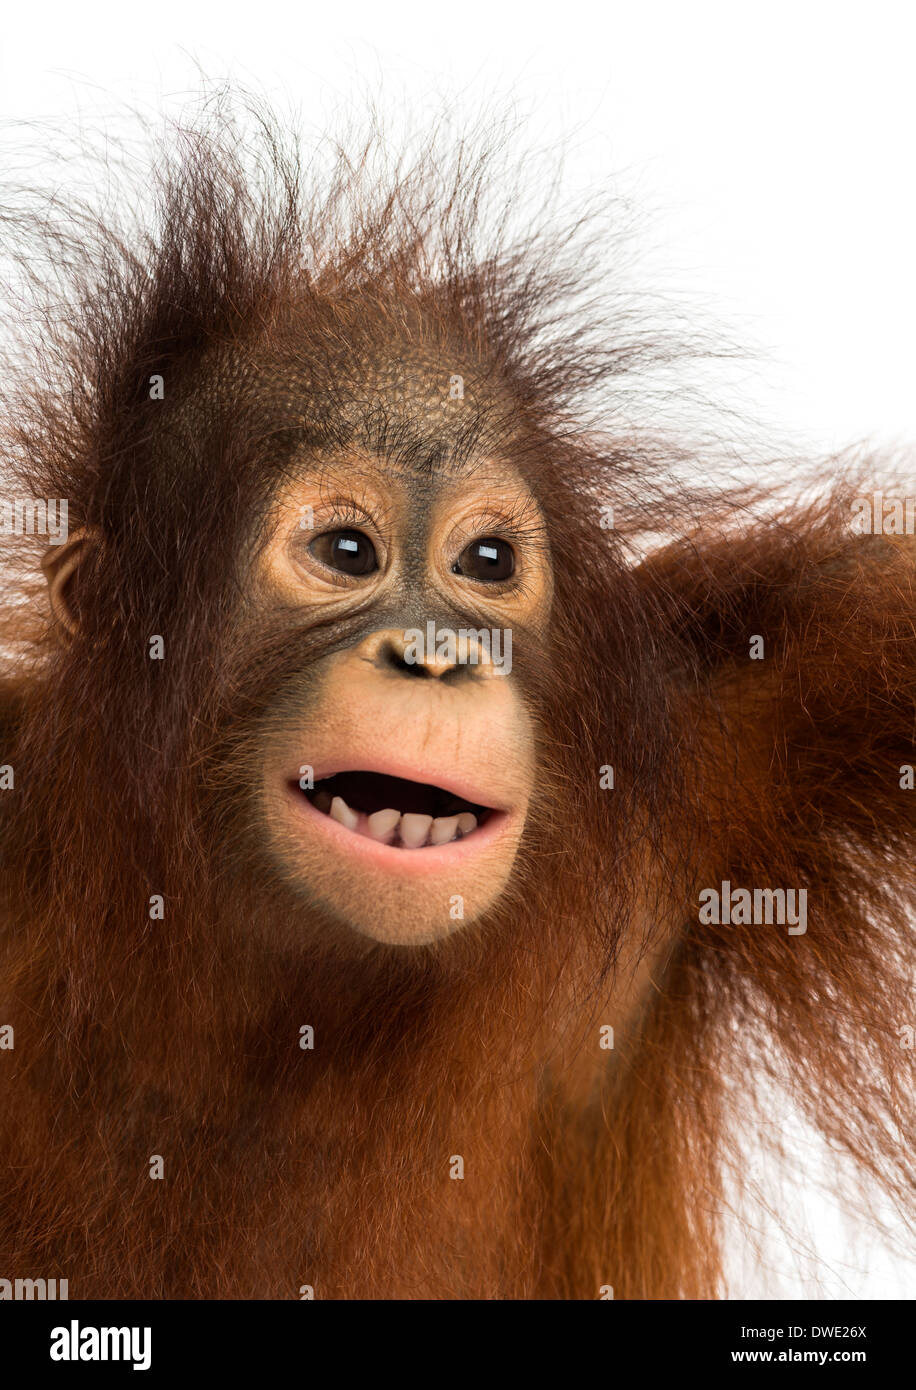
[2,0,914,1297]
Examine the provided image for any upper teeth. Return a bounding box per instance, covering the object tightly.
[319,796,479,847]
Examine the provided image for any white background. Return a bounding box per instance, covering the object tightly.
[2,0,914,1296]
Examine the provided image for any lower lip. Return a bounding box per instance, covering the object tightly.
[283,783,512,874]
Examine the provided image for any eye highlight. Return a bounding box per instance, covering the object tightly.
[308,529,378,577]
[452,536,515,583]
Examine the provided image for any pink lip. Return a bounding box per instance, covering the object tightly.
[283,782,512,874]
[287,754,510,814]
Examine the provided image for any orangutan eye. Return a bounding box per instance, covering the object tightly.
[452,537,515,582]
[309,529,378,576]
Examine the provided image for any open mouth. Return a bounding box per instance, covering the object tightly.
[294,771,494,849]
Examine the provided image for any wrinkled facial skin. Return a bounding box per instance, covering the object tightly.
[252,450,552,946]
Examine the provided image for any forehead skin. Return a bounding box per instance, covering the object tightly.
[159,295,526,487]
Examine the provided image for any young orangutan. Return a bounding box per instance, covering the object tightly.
[0,106,913,1298]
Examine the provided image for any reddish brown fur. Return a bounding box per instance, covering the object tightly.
[0,104,914,1298]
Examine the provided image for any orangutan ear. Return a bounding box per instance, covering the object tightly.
[41,530,98,636]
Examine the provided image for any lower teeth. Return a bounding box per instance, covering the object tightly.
[316,794,480,847]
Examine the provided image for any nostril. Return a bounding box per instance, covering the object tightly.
[378,640,431,678]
